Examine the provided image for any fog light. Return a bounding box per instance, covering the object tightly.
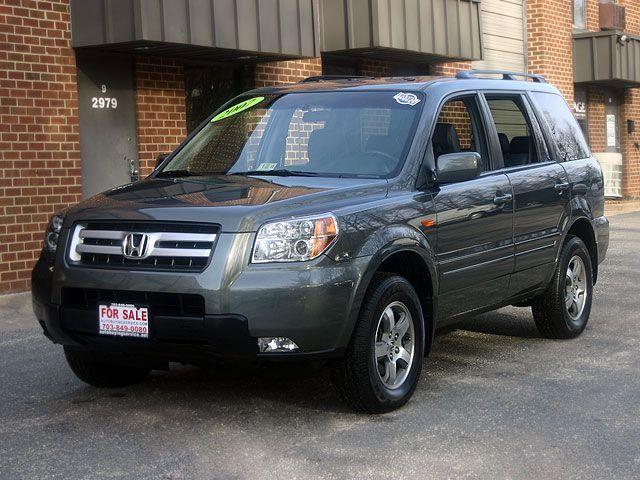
[258,337,299,353]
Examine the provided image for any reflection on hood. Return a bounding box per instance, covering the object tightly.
[87,176,326,209]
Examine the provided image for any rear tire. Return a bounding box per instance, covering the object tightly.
[330,273,425,413]
[532,236,593,339]
[64,346,151,388]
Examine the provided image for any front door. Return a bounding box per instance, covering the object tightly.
[482,93,570,297]
[431,95,515,320]
[77,52,139,198]
[185,65,253,132]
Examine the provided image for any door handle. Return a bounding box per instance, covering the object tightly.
[493,193,513,206]
[554,182,570,194]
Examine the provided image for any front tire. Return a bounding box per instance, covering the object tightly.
[64,346,150,388]
[532,236,593,339]
[331,273,425,413]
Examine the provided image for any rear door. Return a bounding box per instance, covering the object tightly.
[431,94,514,320]
[481,93,570,298]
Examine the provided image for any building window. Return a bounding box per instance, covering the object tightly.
[573,0,586,30]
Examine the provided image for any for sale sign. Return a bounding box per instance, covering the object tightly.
[98,303,149,338]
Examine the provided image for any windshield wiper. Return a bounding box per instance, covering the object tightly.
[228,169,319,177]
[155,169,199,178]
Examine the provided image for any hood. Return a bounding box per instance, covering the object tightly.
[64,175,388,232]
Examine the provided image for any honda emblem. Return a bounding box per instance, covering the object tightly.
[122,233,149,259]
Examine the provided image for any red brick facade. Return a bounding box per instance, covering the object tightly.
[522,0,640,197]
[4,0,640,293]
[135,57,187,178]
[254,58,322,87]
[587,88,606,152]
[620,89,640,196]
[430,61,472,78]
[526,0,574,102]
[618,0,640,197]
[0,0,80,293]
[358,59,392,77]
[570,0,640,198]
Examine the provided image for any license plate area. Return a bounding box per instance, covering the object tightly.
[98,303,149,339]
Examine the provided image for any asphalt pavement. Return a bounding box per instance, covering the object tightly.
[1,212,639,479]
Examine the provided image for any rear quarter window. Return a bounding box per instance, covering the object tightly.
[531,92,590,161]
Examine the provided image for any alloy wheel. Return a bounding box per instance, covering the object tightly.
[374,301,415,389]
[565,255,587,321]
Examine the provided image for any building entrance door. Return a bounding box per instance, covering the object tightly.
[600,89,623,197]
[77,51,139,198]
[185,65,253,133]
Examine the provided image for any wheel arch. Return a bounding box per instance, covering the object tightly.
[340,239,438,356]
[377,249,436,354]
[564,216,599,284]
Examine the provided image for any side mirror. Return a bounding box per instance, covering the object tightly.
[436,152,482,184]
[155,153,169,169]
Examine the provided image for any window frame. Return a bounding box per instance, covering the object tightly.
[427,92,495,173]
[478,91,553,173]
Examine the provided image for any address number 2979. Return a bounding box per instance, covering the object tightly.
[91,97,118,109]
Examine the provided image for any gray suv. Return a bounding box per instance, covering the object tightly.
[32,71,609,413]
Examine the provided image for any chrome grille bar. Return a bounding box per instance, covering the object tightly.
[68,224,217,266]
[76,244,122,255]
[79,230,216,242]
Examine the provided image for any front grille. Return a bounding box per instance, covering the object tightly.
[68,221,218,272]
[62,288,205,317]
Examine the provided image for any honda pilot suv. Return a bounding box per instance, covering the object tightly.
[32,71,609,413]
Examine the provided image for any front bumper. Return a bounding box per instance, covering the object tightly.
[32,232,370,362]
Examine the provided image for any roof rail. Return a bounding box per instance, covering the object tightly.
[456,69,547,83]
[300,75,374,83]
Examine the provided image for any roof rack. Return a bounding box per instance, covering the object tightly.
[300,75,375,83]
[456,70,547,83]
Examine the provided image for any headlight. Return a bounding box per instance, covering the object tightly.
[44,213,64,252]
[252,214,339,263]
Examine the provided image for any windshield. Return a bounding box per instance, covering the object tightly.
[158,91,423,178]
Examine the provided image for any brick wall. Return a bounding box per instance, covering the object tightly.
[0,0,80,294]
[618,0,640,197]
[0,4,191,294]
[620,0,640,35]
[358,59,391,77]
[135,56,187,178]
[620,89,640,197]
[583,0,640,197]
[430,61,472,77]
[587,87,606,152]
[526,0,574,102]
[254,58,321,87]
[585,0,600,31]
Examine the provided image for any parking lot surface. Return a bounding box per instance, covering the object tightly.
[1,212,639,479]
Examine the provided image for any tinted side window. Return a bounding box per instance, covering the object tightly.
[531,92,590,161]
[486,97,539,168]
[433,96,491,170]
